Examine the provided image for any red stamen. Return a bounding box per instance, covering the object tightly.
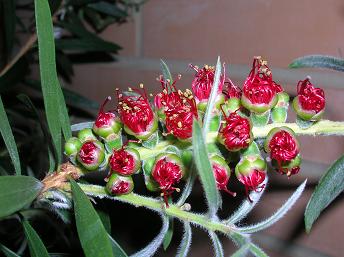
[109,148,136,176]
[78,141,99,165]
[297,78,325,113]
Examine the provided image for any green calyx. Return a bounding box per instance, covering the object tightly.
[235,155,267,177]
[210,155,231,177]
[241,93,278,114]
[197,93,226,112]
[124,117,159,141]
[77,140,106,171]
[106,173,134,196]
[64,137,82,157]
[77,128,97,143]
[92,118,122,139]
[264,126,298,153]
[292,96,324,122]
[272,154,301,171]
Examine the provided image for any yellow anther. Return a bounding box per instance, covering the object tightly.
[139,83,144,88]
[177,121,182,128]
[128,87,133,92]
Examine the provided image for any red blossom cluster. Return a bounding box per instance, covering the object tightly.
[65,56,326,205]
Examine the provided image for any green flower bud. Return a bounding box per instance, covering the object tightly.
[106,173,134,195]
[64,137,82,157]
[77,128,97,143]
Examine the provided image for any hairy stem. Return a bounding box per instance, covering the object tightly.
[133,120,344,160]
[60,182,239,235]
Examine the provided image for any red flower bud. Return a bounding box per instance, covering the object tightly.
[292,78,325,121]
[77,140,105,171]
[116,86,158,140]
[210,155,236,197]
[93,96,121,139]
[241,57,282,113]
[106,173,134,195]
[235,155,267,201]
[190,64,224,102]
[109,147,141,176]
[157,77,198,140]
[223,79,242,99]
[264,127,300,177]
[218,111,253,152]
[151,153,184,207]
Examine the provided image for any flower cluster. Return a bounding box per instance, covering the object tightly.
[64,56,325,205]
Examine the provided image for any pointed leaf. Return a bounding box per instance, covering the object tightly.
[0,243,20,257]
[71,122,94,131]
[305,155,344,232]
[163,218,174,250]
[0,176,42,218]
[249,243,269,257]
[35,0,71,166]
[202,56,221,137]
[0,96,21,175]
[237,180,306,233]
[22,220,50,257]
[109,235,128,257]
[289,55,344,72]
[70,179,115,257]
[130,215,169,257]
[160,59,173,85]
[209,231,224,257]
[176,222,192,257]
[192,120,220,216]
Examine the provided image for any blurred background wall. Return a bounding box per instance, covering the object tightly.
[68,1,344,256]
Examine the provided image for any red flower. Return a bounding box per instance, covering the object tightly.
[237,169,266,196]
[116,86,157,140]
[218,111,252,152]
[109,148,141,176]
[292,78,325,121]
[190,64,224,102]
[212,164,236,197]
[241,57,282,113]
[77,141,105,170]
[158,77,198,140]
[106,174,134,195]
[152,154,184,207]
[93,96,121,138]
[265,127,301,177]
[235,155,267,202]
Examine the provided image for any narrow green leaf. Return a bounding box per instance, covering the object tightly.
[209,231,224,257]
[22,220,50,257]
[35,0,72,166]
[17,94,57,172]
[305,155,344,232]
[163,218,174,250]
[160,59,173,85]
[203,56,221,137]
[108,234,128,257]
[0,243,20,257]
[230,244,250,257]
[0,176,43,218]
[192,119,220,217]
[289,55,344,72]
[176,222,192,257]
[237,180,307,233]
[70,180,115,257]
[0,96,21,175]
[249,243,269,257]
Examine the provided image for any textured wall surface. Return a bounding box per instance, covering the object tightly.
[69,1,344,256]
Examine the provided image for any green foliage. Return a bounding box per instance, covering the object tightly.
[192,120,220,216]
[22,220,50,257]
[34,0,71,166]
[0,176,42,218]
[70,179,117,257]
[305,155,344,232]
[0,243,20,257]
[0,96,21,175]
[289,55,344,72]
